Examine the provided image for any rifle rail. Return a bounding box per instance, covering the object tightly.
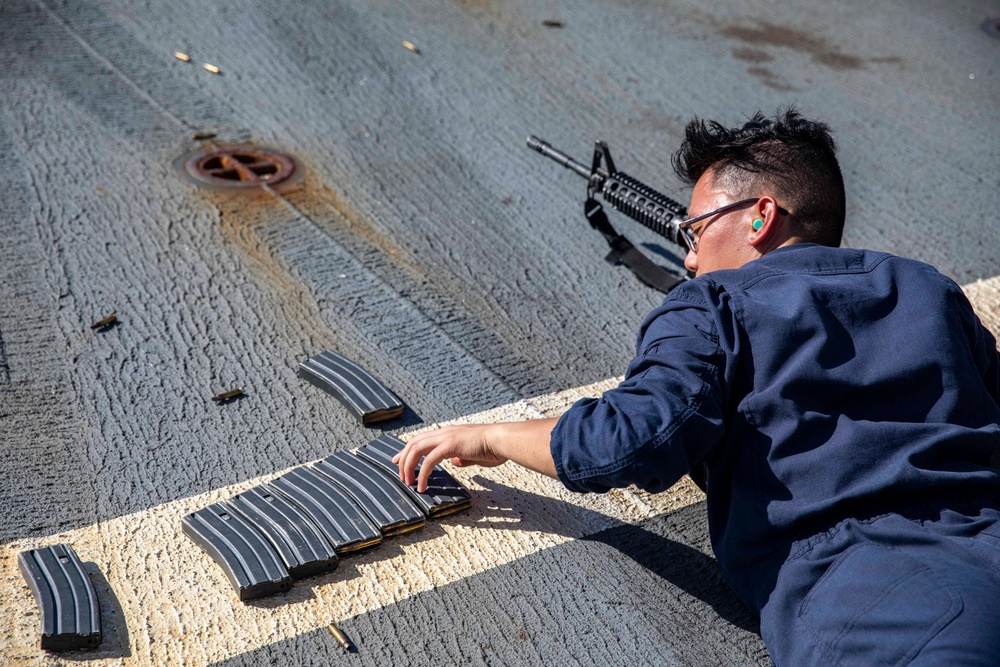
[527,135,689,250]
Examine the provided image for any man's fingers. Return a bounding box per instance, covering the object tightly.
[395,424,498,491]
[395,439,417,484]
[400,439,425,487]
[416,443,450,493]
[399,432,440,487]
[394,444,410,482]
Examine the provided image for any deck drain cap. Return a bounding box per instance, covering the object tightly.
[180,145,297,190]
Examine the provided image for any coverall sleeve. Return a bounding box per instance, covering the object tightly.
[976,323,1000,409]
[954,282,1000,408]
[550,292,731,494]
[978,325,1000,469]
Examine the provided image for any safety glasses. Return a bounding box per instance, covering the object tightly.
[678,198,789,252]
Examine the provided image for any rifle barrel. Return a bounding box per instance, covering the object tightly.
[526,136,594,179]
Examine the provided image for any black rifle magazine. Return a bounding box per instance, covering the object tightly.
[225,486,339,580]
[18,544,102,651]
[299,350,404,425]
[356,434,473,518]
[267,467,382,555]
[182,504,292,601]
[312,451,425,537]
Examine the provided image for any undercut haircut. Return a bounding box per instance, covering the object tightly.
[672,108,846,247]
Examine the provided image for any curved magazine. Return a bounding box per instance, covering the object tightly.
[18,544,102,651]
[312,451,425,537]
[267,467,382,554]
[225,486,339,579]
[299,350,403,424]
[356,434,472,518]
[182,504,292,601]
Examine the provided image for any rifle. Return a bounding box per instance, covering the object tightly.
[527,136,689,293]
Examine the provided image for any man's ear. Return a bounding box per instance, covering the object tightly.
[748,196,781,248]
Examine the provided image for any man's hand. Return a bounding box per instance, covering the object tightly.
[393,424,506,492]
[393,418,561,492]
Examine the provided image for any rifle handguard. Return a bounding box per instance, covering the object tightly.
[527,136,688,250]
[599,172,686,247]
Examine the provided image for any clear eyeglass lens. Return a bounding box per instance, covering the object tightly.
[685,229,697,252]
[683,221,705,252]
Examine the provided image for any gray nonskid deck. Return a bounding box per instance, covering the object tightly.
[3,0,998,663]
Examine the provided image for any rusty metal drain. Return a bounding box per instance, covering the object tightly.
[180,145,297,190]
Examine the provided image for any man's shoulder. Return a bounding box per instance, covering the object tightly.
[699,244,948,292]
[653,246,960,334]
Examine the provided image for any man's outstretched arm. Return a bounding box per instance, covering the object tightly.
[393,418,560,492]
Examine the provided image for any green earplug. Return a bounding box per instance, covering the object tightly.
[752,218,764,231]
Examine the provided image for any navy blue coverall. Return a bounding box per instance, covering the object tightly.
[550,244,1000,665]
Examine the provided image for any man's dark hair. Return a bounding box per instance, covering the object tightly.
[672,108,846,247]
